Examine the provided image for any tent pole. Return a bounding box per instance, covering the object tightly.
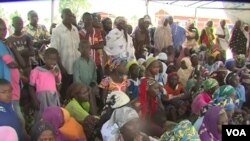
[51,0,54,24]
[146,0,149,15]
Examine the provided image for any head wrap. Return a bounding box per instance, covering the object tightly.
[213,85,236,100]
[156,52,168,61]
[145,57,157,69]
[30,121,55,141]
[114,16,126,26]
[143,15,151,24]
[107,106,139,128]
[0,126,18,141]
[160,120,200,141]
[199,106,224,141]
[225,59,235,69]
[235,54,246,68]
[126,60,138,71]
[106,57,127,71]
[137,58,146,66]
[225,72,238,85]
[202,78,218,91]
[106,91,130,109]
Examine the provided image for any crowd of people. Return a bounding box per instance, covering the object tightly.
[0,7,250,141]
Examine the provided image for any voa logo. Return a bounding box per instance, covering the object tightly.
[226,129,247,136]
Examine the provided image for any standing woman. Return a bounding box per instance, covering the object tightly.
[154,17,173,53]
[229,20,247,56]
[199,20,215,49]
[104,16,136,61]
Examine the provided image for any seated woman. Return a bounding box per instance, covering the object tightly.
[96,90,130,140]
[30,121,55,141]
[199,106,228,141]
[192,78,219,116]
[163,72,190,122]
[42,106,86,141]
[160,120,200,141]
[65,82,100,140]
[102,106,158,141]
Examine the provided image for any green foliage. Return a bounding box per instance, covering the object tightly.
[59,0,91,17]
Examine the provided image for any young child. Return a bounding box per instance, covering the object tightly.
[99,57,128,103]
[7,16,33,73]
[29,48,61,121]
[204,55,215,73]
[0,79,25,141]
[73,40,97,86]
[127,61,140,100]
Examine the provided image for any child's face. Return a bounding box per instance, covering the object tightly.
[13,18,23,32]
[44,54,58,70]
[29,12,38,25]
[191,56,199,66]
[117,61,127,75]
[148,83,160,97]
[0,84,12,103]
[230,75,240,87]
[0,20,7,40]
[37,130,55,141]
[129,64,140,78]
[169,75,178,87]
[149,61,160,76]
[76,86,90,102]
[79,45,91,57]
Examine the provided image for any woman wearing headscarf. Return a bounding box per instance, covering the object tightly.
[177,57,193,87]
[210,67,229,86]
[160,120,200,141]
[225,72,246,109]
[229,20,248,56]
[215,20,230,52]
[199,106,228,141]
[154,17,173,52]
[101,106,157,141]
[199,20,215,49]
[182,19,199,49]
[192,78,219,116]
[104,16,136,61]
[30,121,55,141]
[41,106,86,141]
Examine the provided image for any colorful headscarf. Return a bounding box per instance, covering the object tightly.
[235,54,246,68]
[42,106,68,141]
[145,57,157,69]
[213,85,236,100]
[202,78,218,91]
[0,126,18,141]
[199,106,224,141]
[30,121,55,141]
[160,120,200,141]
[106,57,127,71]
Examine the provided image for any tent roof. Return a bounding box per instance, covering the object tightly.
[148,0,250,10]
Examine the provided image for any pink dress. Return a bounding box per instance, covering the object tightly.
[29,66,61,120]
[191,92,212,115]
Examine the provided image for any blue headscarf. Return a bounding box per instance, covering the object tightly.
[224,59,235,69]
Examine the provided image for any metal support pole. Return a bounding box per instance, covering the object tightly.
[51,0,54,24]
[146,0,149,15]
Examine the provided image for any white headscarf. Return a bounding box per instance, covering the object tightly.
[106,91,130,109]
[104,28,136,61]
